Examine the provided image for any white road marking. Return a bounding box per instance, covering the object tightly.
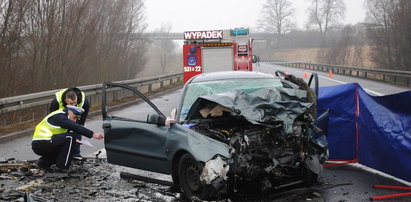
[319,75,384,96]
[351,163,411,187]
[325,161,411,186]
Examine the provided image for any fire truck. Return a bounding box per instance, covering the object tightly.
[182,28,253,83]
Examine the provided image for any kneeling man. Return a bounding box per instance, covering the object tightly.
[31,105,103,172]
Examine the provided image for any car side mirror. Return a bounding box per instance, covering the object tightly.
[147,113,166,126]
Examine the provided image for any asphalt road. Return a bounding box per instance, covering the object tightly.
[1,63,410,201]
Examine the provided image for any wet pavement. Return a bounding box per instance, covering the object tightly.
[0,157,181,202]
[1,156,410,201]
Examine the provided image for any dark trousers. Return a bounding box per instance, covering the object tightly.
[73,133,81,156]
[32,132,80,169]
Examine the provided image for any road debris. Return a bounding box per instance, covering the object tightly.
[0,158,180,201]
[1,157,407,201]
[120,171,174,186]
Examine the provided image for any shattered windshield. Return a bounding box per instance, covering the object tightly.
[180,78,282,122]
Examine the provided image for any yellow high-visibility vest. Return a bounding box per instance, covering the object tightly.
[32,109,68,140]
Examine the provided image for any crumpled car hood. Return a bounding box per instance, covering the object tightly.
[182,86,328,198]
[185,88,313,133]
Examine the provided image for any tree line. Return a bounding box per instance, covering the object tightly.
[366,0,411,71]
[0,0,147,98]
[257,0,411,71]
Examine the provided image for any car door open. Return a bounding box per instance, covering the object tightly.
[101,82,170,173]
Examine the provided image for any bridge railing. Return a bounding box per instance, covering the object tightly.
[0,73,183,127]
[265,61,411,87]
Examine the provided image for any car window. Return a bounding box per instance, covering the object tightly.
[179,78,282,122]
[102,83,165,123]
[111,101,159,122]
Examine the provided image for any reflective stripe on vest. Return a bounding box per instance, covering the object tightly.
[55,88,85,109]
[32,110,68,140]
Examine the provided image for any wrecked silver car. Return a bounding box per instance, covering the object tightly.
[102,71,328,200]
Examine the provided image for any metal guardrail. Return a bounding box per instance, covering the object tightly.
[0,73,183,127]
[266,61,411,87]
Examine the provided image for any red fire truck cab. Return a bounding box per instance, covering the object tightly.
[183,28,253,83]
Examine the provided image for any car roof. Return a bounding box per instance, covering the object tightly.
[188,71,277,84]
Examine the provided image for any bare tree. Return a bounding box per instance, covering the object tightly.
[350,26,366,67]
[0,0,148,98]
[0,0,30,96]
[258,0,294,40]
[307,0,346,39]
[366,0,411,71]
[321,25,365,66]
[156,23,176,73]
[306,0,346,63]
[323,26,350,65]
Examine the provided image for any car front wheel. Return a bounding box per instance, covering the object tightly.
[178,153,208,200]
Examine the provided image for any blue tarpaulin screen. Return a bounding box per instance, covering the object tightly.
[317,83,357,160]
[318,83,411,182]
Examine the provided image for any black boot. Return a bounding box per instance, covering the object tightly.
[37,157,52,172]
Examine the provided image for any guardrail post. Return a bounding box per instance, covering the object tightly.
[114,90,118,102]
[88,96,92,109]
[148,83,152,92]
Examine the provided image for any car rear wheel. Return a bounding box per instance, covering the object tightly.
[178,153,208,200]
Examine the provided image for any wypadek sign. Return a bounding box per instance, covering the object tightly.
[184,30,223,40]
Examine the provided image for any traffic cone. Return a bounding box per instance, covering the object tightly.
[328,70,333,78]
[303,72,308,78]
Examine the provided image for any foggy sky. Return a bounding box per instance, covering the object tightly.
[145,0,366,32]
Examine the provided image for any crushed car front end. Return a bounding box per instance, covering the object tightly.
[178,71,329,199]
